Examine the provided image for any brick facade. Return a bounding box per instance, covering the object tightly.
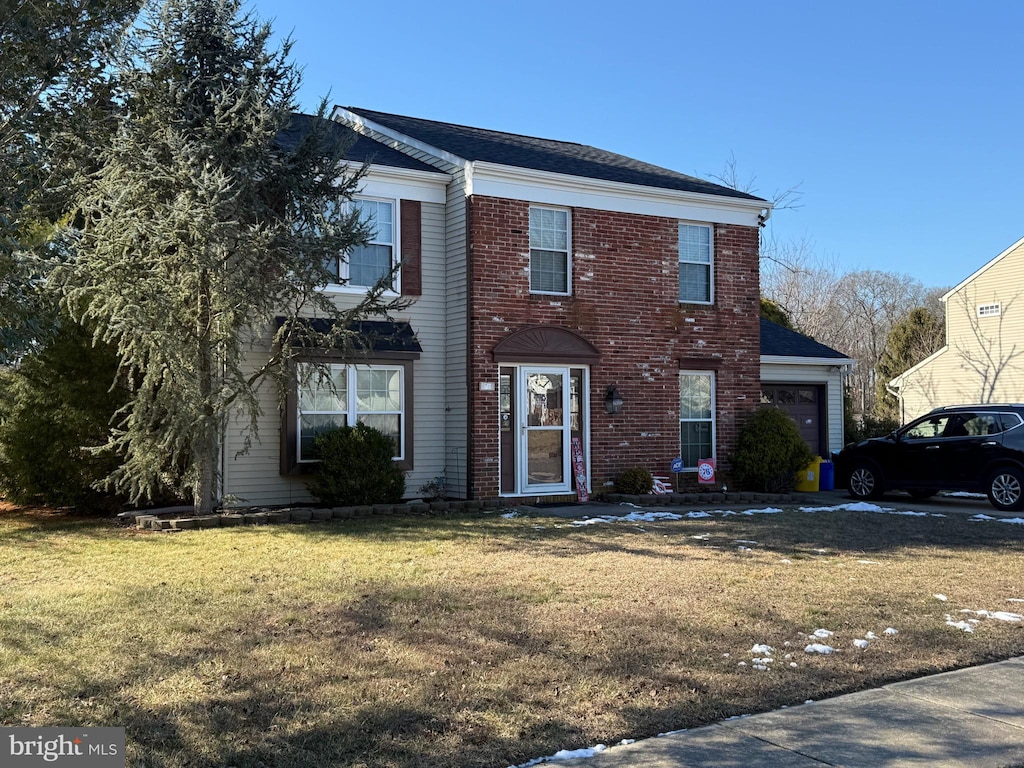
[466,195,762,498]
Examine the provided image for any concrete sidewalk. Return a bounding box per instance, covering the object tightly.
[557,657,1024,767]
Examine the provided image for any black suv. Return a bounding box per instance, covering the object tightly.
[836,404,1024,511]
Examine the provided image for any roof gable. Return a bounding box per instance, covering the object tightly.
[759,318,851,360]
[943,234,1024,301]
[342,107,765,202]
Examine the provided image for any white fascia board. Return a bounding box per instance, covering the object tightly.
[332,107,468,174]
[470,161,770,227]
[942,234,1024,300]
[760,355,856,368]
[341,161,449,204]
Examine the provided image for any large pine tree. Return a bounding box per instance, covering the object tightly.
[55,0,403,513]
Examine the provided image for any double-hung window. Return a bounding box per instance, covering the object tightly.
[678,223,712,304]
[325,198,396,290]
[679,371,714,470]
[297,363,404,462]
[529,206,570,294]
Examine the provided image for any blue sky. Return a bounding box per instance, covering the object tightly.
[253,0,1023,291]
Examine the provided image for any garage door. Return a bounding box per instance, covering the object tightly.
[761,384,823,456]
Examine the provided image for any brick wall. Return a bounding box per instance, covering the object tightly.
[466,196,761,498]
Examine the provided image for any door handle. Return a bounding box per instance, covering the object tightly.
[925,445,941,450]
[981,441,998,447]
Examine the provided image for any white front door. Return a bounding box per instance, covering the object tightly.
[520,367,572,493]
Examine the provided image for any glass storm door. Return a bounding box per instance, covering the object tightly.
[520,368,571,493]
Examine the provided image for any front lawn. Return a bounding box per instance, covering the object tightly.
[1,502,1023,767]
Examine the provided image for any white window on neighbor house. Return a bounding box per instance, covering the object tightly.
[977,303,1001,318]
[679,371,715,470]
[529,206,570,294]
[324,198,397,290]
[297,363,404,462]
[678,223,713,304]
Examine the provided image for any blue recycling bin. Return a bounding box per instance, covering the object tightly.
[819,460,835,491]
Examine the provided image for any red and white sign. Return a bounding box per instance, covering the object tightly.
[571,437,589,502]
[697,458,716,485]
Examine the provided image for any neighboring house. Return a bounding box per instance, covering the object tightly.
[759,318,855,458]
[888,235,1024,422]
[222,108,773,505]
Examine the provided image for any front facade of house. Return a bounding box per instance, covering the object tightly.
[889,235,1024,422]
[221,109,771,505]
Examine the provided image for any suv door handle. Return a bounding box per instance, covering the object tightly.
[925,445,941,450]
[981,441,998,447]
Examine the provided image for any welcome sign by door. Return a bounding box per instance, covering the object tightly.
[571,437,588,502]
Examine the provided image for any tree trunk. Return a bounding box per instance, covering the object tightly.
[194,268,218,515]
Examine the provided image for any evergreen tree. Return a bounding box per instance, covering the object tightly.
[875,306,945,420]
[54,0,404,513]
[1,0,140,361]
[0,317,128,510]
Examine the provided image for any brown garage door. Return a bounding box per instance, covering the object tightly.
[761,384,824,457]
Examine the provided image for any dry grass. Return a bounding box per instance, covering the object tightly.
[1,502,1023,767]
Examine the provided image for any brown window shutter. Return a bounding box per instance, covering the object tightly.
[400,200,422,296]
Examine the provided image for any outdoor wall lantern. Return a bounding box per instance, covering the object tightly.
[605,385,624,415]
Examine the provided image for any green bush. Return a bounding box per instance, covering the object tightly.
[731,407,815,492]
[306,423,406,506]
[0,320,128,512]
[615,466,654,495]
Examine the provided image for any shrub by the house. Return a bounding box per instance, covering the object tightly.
[731,407,814,492]
[614,466,654,495]
[306,423,406,506]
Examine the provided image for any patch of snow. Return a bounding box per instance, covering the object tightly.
[858,560,879,565]
[960,609,1023,622]
[998,517,1024,525]
[501,511,520,519]
[970,514,997,521]
[737,546,752,552]
[945,615,974,632]
[852,639,870,649]
[735,539,759,545]
[934,594,948,602]
[686,511,712,519]
[750,644,774,655]
[779,559,793,564]
[946,491,988,499]
[865,631,879,640]
[789,662,798,668]
[805,643,835,654]
[1007,598,1024,603]
[812,629,834,638]
[884,627,899,636]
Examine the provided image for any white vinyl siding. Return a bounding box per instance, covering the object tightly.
[220,200,450,507]
[678,223,712,304]
[529,206,570,295]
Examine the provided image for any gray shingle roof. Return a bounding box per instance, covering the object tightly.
[760,318,850,359]
[344,107,765,201]
[277,113,441,174]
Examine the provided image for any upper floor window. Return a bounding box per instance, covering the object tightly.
[977,303,1001,318]
[529,206,570,294]
[679,223,712,304]
[325,198,396,290]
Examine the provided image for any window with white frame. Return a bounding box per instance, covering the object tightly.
[977,303,1001,318]
[529,206,570,294]
[678,223,712,303]
[297,363,404,461]
[679,371,714,470]
[324,198,396,289]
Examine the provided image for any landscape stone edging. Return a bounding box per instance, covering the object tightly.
[136,492,809,531]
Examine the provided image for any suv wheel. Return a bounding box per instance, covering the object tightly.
[848,462,883,500]
[988,467,1024,512]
